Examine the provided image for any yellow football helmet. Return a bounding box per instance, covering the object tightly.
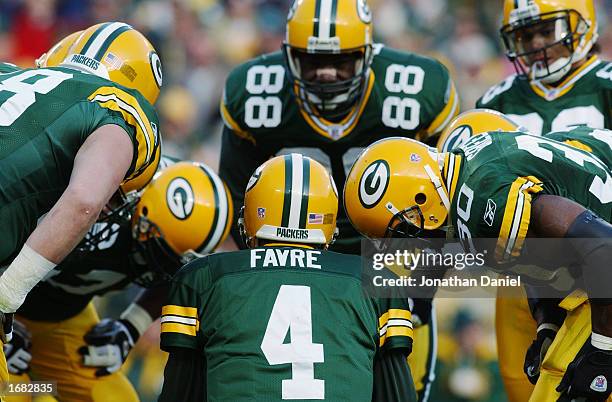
[59,22,163,104]
[36,31,83,68]
[501,0,598,83]
[437,109,522,152]
[240,153,338,248]
[283,0,373,119]
[132,161,233,272]
[344,138,450,240]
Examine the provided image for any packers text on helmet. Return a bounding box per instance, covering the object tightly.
[240,153,338,248]
[60,22,163,104]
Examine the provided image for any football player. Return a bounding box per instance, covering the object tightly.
[159,154,416,401]
[437,109,612,401]
[0,22,163,387]
[476,0,611,399]
[218,0,459,397]
[477,0,610,136]
[4,160,232,402]
[344,131,612,402]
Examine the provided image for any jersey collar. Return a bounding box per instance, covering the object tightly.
[441,153,463,204]
[529,56,601,101]
[295,69,375,141]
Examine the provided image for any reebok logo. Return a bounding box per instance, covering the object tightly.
[484,199,496,227]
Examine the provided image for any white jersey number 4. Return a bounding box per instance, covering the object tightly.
[260,285,325,400]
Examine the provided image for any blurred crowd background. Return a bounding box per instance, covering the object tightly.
[1,0,610,400]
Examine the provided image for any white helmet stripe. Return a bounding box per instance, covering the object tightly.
[200,164,229,253]
[288,153,304,228]
[84,22,131,59]
[318,0,334,39]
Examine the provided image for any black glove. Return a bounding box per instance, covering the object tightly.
[524,325,558,385]
[410,298,433,327]
[3,319,32,374]
[0,311,13,343]
[556,336,612,401]
[79,318,139,377]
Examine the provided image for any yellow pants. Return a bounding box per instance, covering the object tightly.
[1,339,8,402]
[407,309,437,402]
[496,288,536,402]
[5,303,138,402]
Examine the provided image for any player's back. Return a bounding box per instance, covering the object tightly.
[544,126,612,168]
[448,131,611,262]
[163,246,383,401]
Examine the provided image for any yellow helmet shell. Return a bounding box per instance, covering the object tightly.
[62,22,162,104]
[133,161,233,256]
[501,0,598,75]
[36,31,83,68]
[286,0,373,52]
[345,138,449,239]
[242,153,338,247]
[437,109,521,152]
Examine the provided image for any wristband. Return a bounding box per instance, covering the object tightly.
[592,332,612,351]
[536,323,559,333]
[120,303,153,337]
[0,245,56,312]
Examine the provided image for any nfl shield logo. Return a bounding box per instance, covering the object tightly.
[257,208,265,218]
[591,375,608,392]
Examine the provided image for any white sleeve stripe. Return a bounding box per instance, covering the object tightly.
[387,319,413,328]
[379,320,413,336]
[160,316,198,326]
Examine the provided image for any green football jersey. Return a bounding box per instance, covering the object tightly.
[544,126,612,168]
[161,246,413,401]
[476,57,612,135]
[220,45,459,253]
[0,66,160,264]
[445,131,611,263]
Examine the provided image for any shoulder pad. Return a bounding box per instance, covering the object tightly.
[594,60,612,89]
[477,75,519,107]
[373,46,448,75]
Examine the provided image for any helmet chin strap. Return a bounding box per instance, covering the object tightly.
[531,57,572,84]
[423,164,451,212]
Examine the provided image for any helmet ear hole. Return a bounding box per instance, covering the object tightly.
[415,193,427,205]
[142,206,148,216]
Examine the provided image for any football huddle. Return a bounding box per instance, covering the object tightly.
[0,0,610,401]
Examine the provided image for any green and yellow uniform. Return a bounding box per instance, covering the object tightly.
[0,66,160,265]
[220,48,457,397]
[445,131,611,402]
[477,55,612,402]
[5,157,185,402]
[161,246,414,401]
[545,126,612,167]
[477,56,612,135]
[220,45,458,252]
